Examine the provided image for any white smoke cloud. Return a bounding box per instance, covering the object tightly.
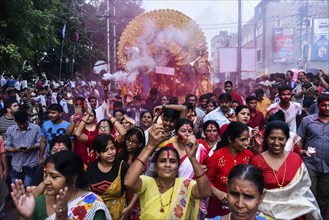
[104,17,202,85]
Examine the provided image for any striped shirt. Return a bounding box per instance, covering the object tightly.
[0,116,16,138]
[4,123,41,172]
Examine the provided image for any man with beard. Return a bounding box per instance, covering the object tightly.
[38,104,70,165]
[297,94,329,219]
[266,85,302,133]
[203,93,235,128]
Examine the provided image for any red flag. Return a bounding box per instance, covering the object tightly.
[75,31,79,42]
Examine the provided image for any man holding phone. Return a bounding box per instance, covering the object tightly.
[4,110,41,187]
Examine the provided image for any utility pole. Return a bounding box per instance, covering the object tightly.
[113,3,117,72]
[237,0,242,83]
[106,0,111,73]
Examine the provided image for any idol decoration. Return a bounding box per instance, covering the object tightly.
[117,9,210,97]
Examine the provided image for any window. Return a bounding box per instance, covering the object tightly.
[256,23,263,37]
[257,49,262,63]
[275,18,282,28]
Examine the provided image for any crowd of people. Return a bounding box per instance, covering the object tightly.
[0,69,329,220]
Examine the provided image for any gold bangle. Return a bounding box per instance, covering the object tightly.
[81,119,88,123]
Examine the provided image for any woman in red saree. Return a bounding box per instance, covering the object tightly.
[206,122,254,218]
[251,120,322,220]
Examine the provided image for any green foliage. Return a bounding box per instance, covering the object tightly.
[0,0,144,79]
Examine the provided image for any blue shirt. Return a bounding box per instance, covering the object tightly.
[297,114,329,173]
[41,120,70,157]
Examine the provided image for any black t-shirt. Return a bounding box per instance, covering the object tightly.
[31,164,45,186]
[86,159,129,196]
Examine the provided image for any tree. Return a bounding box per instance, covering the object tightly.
[0,0,144,79]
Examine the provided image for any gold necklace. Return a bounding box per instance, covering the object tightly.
[267,152,286,189]
[156,178,175,213]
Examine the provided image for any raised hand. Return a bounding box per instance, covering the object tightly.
[106,103,113,119]
[53,187,69,220]
[148,124,168,148]
[11,179,35,218]
[184,135,198,159]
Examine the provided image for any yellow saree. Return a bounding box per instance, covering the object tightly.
[138,176,200,220]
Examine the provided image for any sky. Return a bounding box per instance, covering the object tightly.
[141,0,261,52]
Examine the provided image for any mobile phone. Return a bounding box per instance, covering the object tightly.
[75,113,82,121]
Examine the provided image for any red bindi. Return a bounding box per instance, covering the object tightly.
[166,150,170,159]
[209,124,216,131]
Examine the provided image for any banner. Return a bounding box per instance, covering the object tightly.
[155,66,175,75]
[311,18,329,61]
[273,28,294,63]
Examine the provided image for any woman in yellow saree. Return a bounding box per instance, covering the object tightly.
[124,124,212,219]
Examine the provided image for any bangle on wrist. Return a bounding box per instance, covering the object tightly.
[112,119,117,124]
[81,119,88,123]
[136,157,146,167]
[195,172,206,179]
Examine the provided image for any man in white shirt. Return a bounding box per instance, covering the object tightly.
[266,85,302,133]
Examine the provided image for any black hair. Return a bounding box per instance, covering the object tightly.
[185,94,197,102]
[224,80,233,86]
[235,105,250,115]
[267,112,285,123]
[46,151,88,188]
[199,94,209,101]
[163,108,180,121]
[140,111,153,120]
[133,95,142,101]
[278,85,292,94]
[153,146,180,178]
[301,82,312,90]
[169,96,178,104]
[47,104,63,113]
[228,164,264,195]
[203,120,219,132]
[113,109,125,117]
[216,122,249,150]
[305,72,314,81]
[286,70,294,77]
[150,88,158,95]
[174,118,194,134]
[206,100,217,109]
[92,134,115,154]
[75,96,85,102]
[4,99,18,113]
[182,101,194,112]
[317,94,329,105]
[14,110,29,123]
[113,101,124,109]
[255,88,264,95]
[246,96,257,104]
[119,127,145,162]
[88,96,97,102]
[49,134,72,151]
[263,120,290,151]
[218,93,232,102]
